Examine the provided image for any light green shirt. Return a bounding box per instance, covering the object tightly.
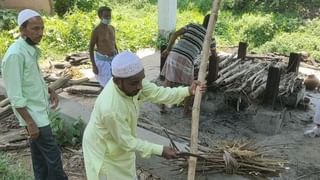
[1,37,50,127]
[83,79,190,180]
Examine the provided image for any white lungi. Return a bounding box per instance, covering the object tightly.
[94,52,115,87]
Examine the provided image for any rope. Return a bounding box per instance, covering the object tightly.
[223,150,240,174]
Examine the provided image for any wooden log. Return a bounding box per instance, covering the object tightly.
[207,50,219,84]
[218,58,241,75]
[246,54,284,60]
[0,141,29,151]
[217,53,230,62]
[237,42,248,60]
[239,66,268,90]
[223,64,267,93]
[287,52,302,73]
[48,74,72,91]
[68,77,90,85]
[287,76,297,94]
[0,106,13,121]
[70,58,90,66]
[0,98,10,107]
[55,88,64,94]
[250,85,265,99]
[189,0,222,179]
[263,66,281,107]
[66,54,89,62]
[215,61,251,84]
[251,74,267,92]
[0,105,11,115]
[222,68,249,84]
[65,85,101,95]
[45,75,59,82]
[278,73,295,93]
[79,81,101,87]
[218,53,236,68]
[278,73,298,95]
[54,63,71,69]
[250,66,271,91]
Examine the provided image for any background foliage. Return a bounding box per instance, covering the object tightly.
[0,0,320,61]
[49,109,84,146]
[0,152,32,180]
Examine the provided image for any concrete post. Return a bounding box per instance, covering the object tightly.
[158,0,177,80]
[158,0,177,38]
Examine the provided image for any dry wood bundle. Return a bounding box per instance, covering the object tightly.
[213,54,305,106]
[165,140,288,178]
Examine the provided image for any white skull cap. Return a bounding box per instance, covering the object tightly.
[17,9,40,27]
[111,51,144,78]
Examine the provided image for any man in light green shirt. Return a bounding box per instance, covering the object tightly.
[83,51,206,180]
[1,9,67,180]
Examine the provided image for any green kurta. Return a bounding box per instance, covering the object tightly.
[1,37,50,127]
[83,79,190,180]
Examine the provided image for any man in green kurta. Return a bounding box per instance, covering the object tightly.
[83,51,205,180]
[1,9,67,180]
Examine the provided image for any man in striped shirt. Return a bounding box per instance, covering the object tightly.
[161,14,211,115]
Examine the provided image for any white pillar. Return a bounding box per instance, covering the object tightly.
[158,0,177,38]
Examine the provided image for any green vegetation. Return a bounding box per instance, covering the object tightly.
[49,109,84,146]
[0,0,320,61]
[257,19,320,59]
[0,152,32,180]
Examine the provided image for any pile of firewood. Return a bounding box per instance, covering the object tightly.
[44,52,102,96]
[165,140,288,178]
[45,72,101,97]
[208,53,305,108]
[0,97,12,120]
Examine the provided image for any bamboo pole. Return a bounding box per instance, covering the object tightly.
[188,0,222,180]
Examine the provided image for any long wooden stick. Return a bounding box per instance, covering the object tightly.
[187,0,222,180]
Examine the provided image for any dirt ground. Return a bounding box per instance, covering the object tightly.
[1,49,320,180]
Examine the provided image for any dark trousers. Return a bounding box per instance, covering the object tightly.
[30,125,68,180]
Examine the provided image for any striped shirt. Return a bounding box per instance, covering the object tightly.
[172,23,206,64]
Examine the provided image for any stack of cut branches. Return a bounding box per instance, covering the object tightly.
[44,67,101,96]
[0,98,13,121]
[209,53,304,106]
[165,140,288,178]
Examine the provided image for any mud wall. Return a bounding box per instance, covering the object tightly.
[0,0,53,14]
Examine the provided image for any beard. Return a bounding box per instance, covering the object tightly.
[24,36,38,46]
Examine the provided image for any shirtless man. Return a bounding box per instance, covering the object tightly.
[89,6,118,87]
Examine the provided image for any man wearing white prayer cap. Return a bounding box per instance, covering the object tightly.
[1,9,68,180]
[82,51,206,180]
